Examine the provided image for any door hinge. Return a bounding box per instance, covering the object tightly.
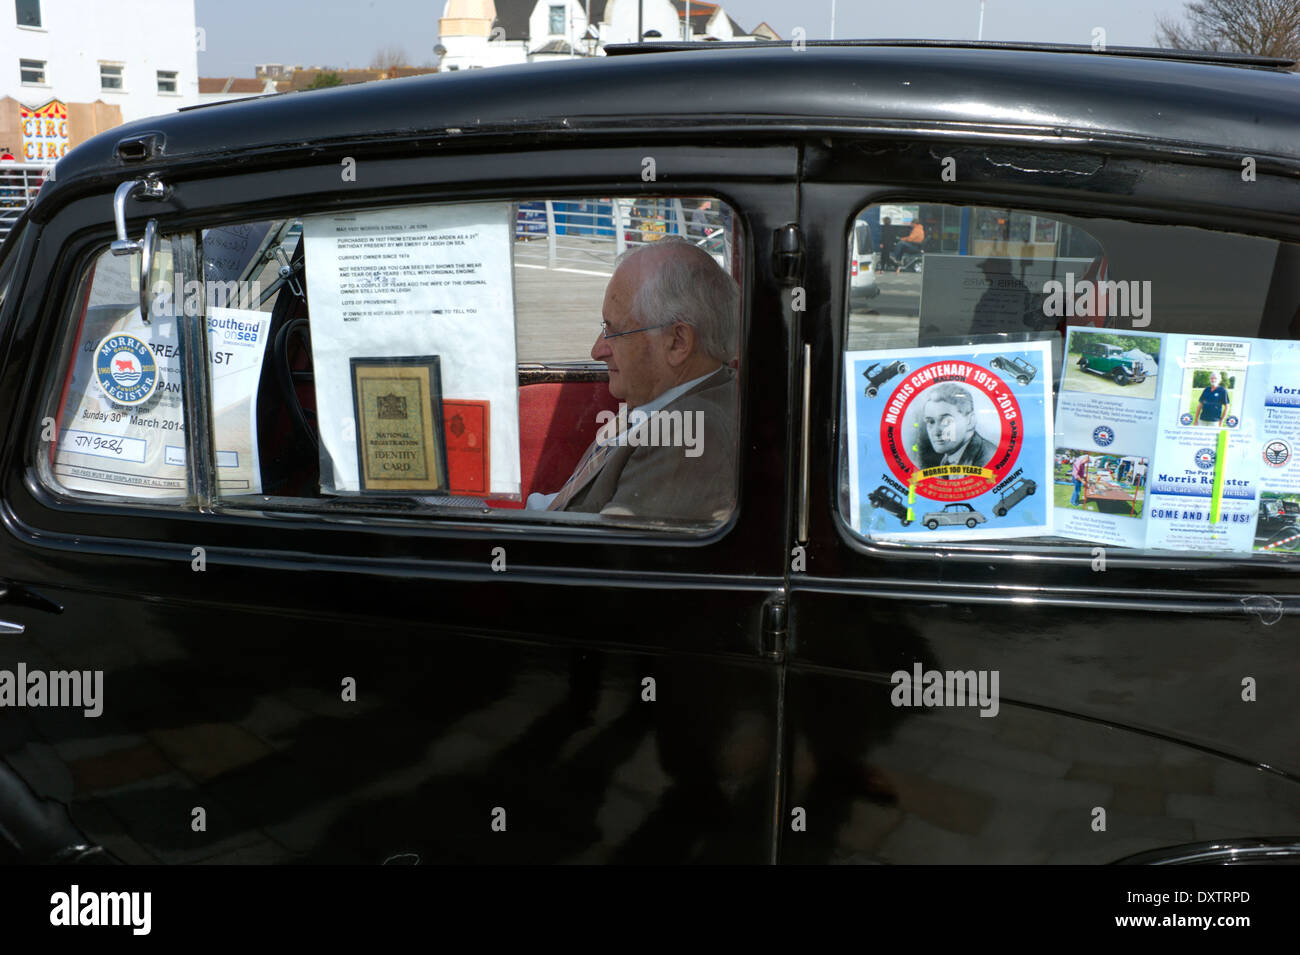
[771,223,804,287]
[761,597,787,659]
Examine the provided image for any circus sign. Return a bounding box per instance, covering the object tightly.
[20,100,69,161]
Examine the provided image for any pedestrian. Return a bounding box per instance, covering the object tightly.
[1070,452,1091,507]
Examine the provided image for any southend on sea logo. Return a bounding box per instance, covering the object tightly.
[94,333,158,406]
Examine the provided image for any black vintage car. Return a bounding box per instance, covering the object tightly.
[2,40,1300,866]
[990,355,1038,386]
[867,484,912,525]
[862,359,908,398]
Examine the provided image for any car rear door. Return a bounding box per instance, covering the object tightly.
[781,129,1300,864]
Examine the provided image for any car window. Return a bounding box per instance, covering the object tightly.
[38,196,743,531]
[840,200,1300,560]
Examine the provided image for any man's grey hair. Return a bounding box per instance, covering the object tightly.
[616,235,738,363]
[923,382,974,415]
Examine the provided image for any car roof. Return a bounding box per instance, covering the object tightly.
[41,41,1300,195]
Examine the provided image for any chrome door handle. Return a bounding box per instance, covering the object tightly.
[0,620,24,635]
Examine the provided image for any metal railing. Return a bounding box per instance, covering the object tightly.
[0,163,49,244]
[515,198,731,273]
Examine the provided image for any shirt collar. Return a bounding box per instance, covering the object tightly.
[634,367,721,416]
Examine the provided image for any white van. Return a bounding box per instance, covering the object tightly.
[850,218,880,301]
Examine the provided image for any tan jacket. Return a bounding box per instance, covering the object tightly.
[562,365,737,521]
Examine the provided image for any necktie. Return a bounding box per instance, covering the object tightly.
[546,438,613,511]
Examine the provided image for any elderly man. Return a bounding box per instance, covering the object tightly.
[915,382,996,469]
[527,236,738,520]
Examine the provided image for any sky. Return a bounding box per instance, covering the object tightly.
[196,0,1192,75]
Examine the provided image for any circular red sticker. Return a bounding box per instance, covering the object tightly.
[879,360,1023,502]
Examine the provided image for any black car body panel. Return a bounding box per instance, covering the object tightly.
[3,42,1299,864]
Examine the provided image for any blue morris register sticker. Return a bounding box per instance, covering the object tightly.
[94,333,158,406]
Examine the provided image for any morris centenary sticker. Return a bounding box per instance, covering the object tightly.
[844,340,1054,542]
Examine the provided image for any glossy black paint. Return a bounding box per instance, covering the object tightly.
[2,43,1298,864]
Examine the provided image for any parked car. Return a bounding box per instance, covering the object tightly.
[1077,342,1147,385]
[989,355,1038,385]
[921,502,988,529]
[994,478,1037,516]
[867,484,912,525]
[2,39,1300,867]
[1256,498,1300,540]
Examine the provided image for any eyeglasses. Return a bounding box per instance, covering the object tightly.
[600,320,676,339]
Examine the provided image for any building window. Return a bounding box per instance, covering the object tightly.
[15,0,40,28]
[100,63,123,91]
[549,4,565,35]
[20,58,45,84]
[157,70,178,94]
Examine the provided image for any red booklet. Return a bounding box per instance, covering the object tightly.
[443,400,490,495]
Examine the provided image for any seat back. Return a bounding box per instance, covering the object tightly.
[508,379,618,505]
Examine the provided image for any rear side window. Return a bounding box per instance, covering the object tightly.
[840,201,1300,559]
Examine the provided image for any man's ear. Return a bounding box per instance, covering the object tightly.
[664,322,695,366]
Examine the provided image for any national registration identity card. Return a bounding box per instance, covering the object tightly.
[350,355,449,493]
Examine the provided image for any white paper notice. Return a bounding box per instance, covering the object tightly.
[302,203,520,496]
[53,305,270,498]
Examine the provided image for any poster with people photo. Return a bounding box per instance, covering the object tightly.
[845,341,1054,541]
[1055,329,1288,554]
[1173,338,1250,430]
[1054,328,1162,548]
[1252,339,1300,553]
[1146,334,1262,553]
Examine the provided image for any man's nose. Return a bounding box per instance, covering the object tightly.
[591,332,612,362]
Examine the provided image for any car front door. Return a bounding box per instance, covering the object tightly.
[0,138,797,862]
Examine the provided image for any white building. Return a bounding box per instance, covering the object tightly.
[3,0,199,124]
[438,0,768,72]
